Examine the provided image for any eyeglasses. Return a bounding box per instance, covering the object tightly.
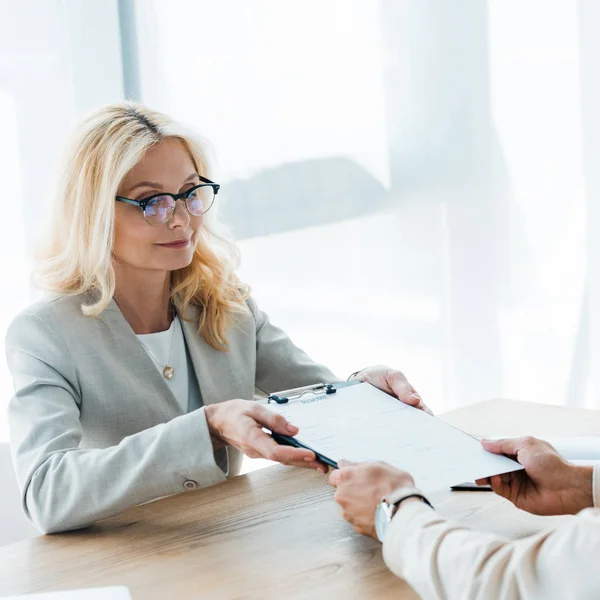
[115,175,220,225]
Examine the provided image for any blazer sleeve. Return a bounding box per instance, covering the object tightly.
[5,311,226,534]
[246,296,339,394]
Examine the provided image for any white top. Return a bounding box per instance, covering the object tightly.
[382,467,600,599]
[136,316,227,474]
[136,316,189,413]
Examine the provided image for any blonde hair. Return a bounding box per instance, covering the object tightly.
[36,102,249,351]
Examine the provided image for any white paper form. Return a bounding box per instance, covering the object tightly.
[266,383,523,493]
[488,436,600,462]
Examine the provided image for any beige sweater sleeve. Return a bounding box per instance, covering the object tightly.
[382,469,600,600]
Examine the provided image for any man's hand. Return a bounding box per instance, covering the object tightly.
[329,460,415,539]
[478,436,594,515]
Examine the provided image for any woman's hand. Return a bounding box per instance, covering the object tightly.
[329,460,415,539]
[478,437,594,515]
[204,400,327,473]
[352,365,432,414]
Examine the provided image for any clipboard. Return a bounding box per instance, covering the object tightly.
[262,381,523,493]
[266,380,361,469]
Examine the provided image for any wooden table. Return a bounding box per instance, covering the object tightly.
[1,399,600,600]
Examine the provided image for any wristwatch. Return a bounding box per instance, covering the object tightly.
[375,486,433,542]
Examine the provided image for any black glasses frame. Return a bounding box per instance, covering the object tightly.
[115,175,220,224]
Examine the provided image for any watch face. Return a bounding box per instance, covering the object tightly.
[375,502,390,542]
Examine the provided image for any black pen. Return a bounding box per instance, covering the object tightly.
[450,481,492,491]
[270,431,339,469]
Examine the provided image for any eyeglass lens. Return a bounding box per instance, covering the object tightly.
[143,186,214,224]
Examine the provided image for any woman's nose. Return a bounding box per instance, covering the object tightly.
[168,199,190,227]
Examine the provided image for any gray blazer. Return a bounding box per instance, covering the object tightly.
[5,294,337,533]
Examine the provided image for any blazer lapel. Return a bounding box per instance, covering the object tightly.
[99,300,183,415]
[179,304,245,405]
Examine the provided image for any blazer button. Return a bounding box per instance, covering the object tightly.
[183,479,198,491]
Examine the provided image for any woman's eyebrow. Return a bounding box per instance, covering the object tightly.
[127,181,163,194]
[126,173,199,195]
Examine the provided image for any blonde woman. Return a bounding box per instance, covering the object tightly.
[5,103,427,534]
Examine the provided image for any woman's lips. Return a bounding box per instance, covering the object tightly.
[156,239,190,249]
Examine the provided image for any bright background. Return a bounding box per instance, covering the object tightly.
[2,0,600,543]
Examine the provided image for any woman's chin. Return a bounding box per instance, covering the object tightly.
[163,254,195,272]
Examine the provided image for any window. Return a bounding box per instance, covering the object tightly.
[0,1,597,449]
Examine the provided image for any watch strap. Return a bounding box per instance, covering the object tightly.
[385,486,433,510]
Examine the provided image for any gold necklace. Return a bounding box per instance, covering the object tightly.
[139,320,176,380]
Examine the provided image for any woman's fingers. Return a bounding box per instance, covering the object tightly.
[388,373,433,414]
[247,427,316,463]
[353,366,434,414]
[268,445,316,465]
[289,459,328,473]
[387,372,418,406]
[238,405,332,470]
[413,397,433,415]
[251,404,298,435]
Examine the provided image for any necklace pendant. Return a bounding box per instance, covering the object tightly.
[163,365,175,380]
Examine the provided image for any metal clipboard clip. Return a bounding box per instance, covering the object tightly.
[267,383,336,404]
[267,380,360,404]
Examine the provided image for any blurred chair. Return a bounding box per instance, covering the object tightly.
[219,156,387,240]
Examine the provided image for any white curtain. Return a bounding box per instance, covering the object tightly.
[0,0,597,444]
[0,0,125,440]
[136,0,594,412]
